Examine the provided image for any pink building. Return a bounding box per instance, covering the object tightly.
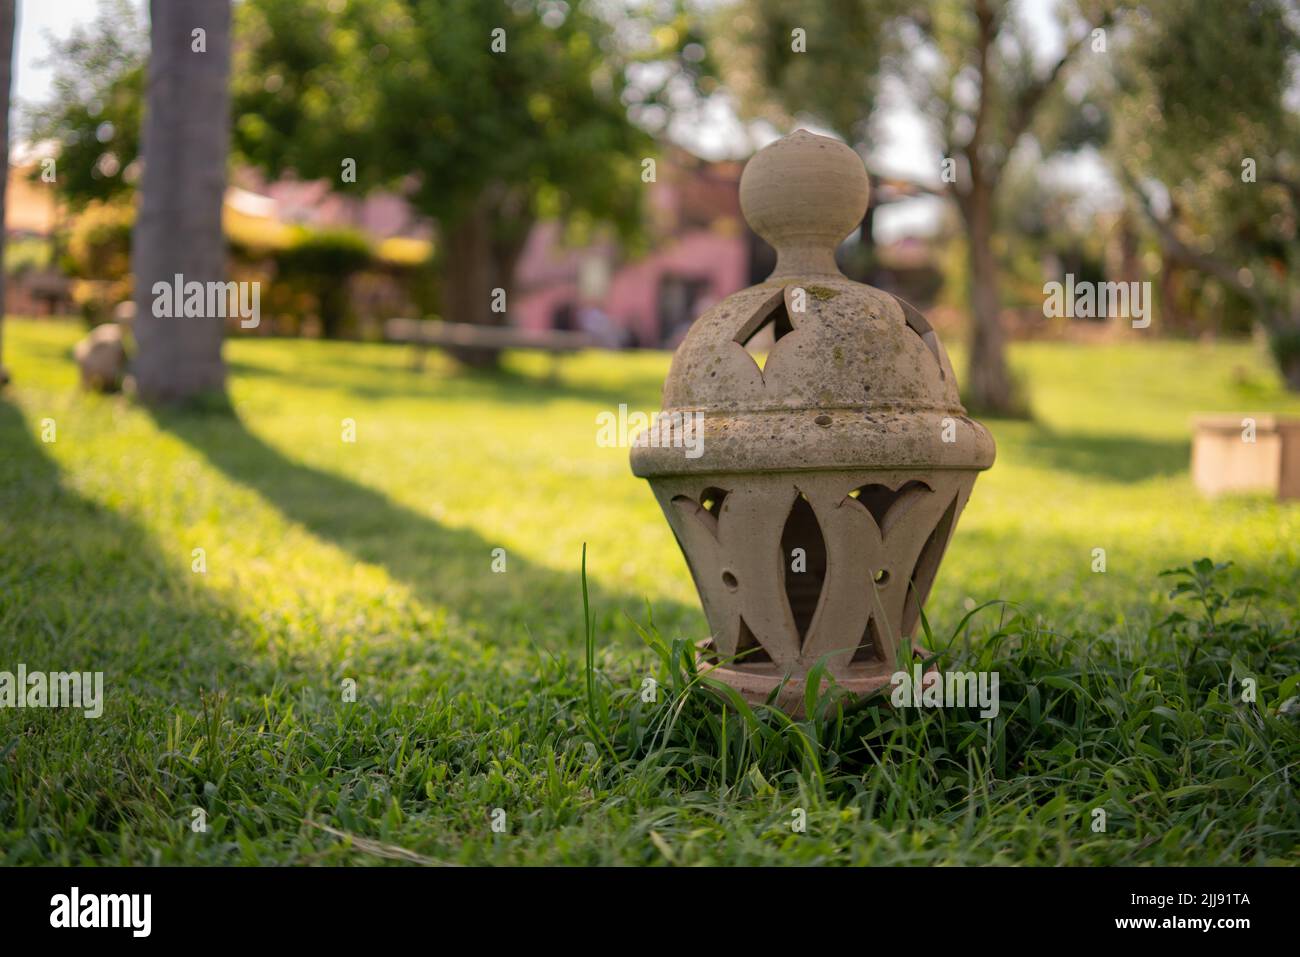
[513,150,762,348]
[231,169,434,244]
[230,152,783,347]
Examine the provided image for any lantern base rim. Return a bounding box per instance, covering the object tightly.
[693,639,934,717]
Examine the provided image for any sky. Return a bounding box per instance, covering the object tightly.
[13,0,141,109]
[11,0,1116,242]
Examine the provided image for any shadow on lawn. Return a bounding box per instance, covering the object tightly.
[151,400,699,647]
[226,346,667,411]
[1008,424,1190,482]
[0,399,242,695]
[467,354,668,409]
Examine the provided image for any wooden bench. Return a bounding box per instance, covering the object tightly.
[383,318,596,375]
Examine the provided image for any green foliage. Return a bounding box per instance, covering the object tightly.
[275,228,374,339]
[64,201,135,326]
[276,227,372,278]
[1108,0,1300,357]
[722,0,897,143]
[1132,0,1295,160]
[66,201,134,281]
[233,0,690,239]
[20,0,145,210]
[4,237,53,277]
[2,322,1299,864]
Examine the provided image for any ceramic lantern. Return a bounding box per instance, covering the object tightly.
[630,130,995,712]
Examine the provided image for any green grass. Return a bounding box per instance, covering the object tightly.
[1,317,1297,865]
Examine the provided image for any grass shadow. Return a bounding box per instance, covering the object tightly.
[226,344,668,410]
[1010,424,1190,482]
[0,398,247,702]
[149,399,698,648]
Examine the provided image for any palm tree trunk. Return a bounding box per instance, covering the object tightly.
[131,0,231,402]
[0,0,15,388]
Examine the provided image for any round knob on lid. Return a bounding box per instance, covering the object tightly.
[739,129,870,279]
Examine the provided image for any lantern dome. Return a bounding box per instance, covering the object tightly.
[632,130,994,478]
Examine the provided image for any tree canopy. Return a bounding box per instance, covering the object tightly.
[233,0,707,239]
[1107,0,1300,384]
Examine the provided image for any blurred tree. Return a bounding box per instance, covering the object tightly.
[131,0,232,402]
[20,0,146,210]
[234,0,706,367]
[1108,0,1300,388]
[0,0,13,388]
[723,0,1120,415]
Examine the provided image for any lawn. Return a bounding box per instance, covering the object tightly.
[1,316,1297,865]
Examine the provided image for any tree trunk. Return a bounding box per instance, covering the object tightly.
[1273,324,1300,392]
[1158,252,1186,334]
[1283,355,1300,392]
[438,195,532,369]
[961,183,1015,414]
[318,275,350,339]
[0,0,15,388]
[131,0,231,403]
[441,201,498,367]
[857,205,877,284]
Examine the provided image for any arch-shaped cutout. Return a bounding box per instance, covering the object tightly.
[901,493,960,637]
[780,492,827,642]
[734,288,794,372]
[672,494,715,540]
[699,486,727,517]
[894,296,945,380]
[735,617,772,664]
[672,486,730,540]
[846,479,932,535]
[852,616,883,663]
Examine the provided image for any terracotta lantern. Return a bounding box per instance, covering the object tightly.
[630,130,995,713]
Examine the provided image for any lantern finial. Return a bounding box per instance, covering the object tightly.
[739,129,870,279]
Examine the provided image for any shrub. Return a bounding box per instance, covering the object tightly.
[4,236,54,277]
[65,202,135,325]
[274,228,373,338]
[67,201,135,281]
